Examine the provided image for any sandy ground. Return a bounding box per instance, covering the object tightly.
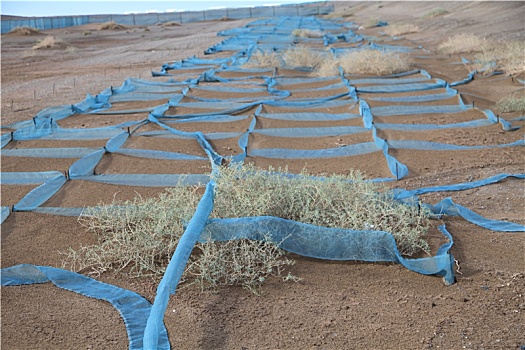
[1,1,524,349]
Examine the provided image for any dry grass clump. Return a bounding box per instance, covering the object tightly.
[188,235,296,294]
[470,41,525,76]
[283,46,326,68]
[384,23,420,36]
[8,26,41,35]
[162,21,181,27]
[64,177,298,294]
[323,6,356,19]
[494,94,525,113]
[32,36,68,50]
[323,10,352,19]
[363,18,384,29]
[64,164,431,293]
[66,186,201,278]
[97,21,128,30]
[494,41,525,75]
[243,50,282,68]
[316,58,340,77]
[212,164,431,256]
[437,34,485,55]
[291,28,324,38]
[423,8,448,19]
[317,49,411,77]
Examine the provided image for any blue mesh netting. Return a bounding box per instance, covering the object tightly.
[2,14,524,350]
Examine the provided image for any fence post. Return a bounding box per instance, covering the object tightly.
[179,12,182,23]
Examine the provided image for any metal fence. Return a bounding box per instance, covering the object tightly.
[1,2,334,34]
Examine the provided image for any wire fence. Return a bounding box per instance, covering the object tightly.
[1,2,334,34]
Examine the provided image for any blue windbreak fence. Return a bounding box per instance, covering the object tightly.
[1,2,334,33]
[2,15,524,350]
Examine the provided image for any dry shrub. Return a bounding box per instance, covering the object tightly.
[162,21,181,27]
[283,46,326,68]
[494,94,525,113]
[212,164,431,257]
[243,50,282,68]
[97,21,128,30]
[291,28,324,38]
[363,18,383,29]
[495,41,525,75]
[438,34,485,55]
[317,49,411,77]
[384,23,420,36]
[64,173,299,293]
[316,57,340,77]
[470,41,525,76]
[323,9,353,19]
[64,164,431,294]
[8,26,41,35]
[423,8,448,19]
[323,4,368,19]
[188,236,296,294]
[32,36,68,50]
[22,50,37,58]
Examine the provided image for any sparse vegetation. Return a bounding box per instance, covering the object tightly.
[22,50,37,58]
[384,23,420,36]
[291,28,324,38]
[363,18,383,29]
[188,235,296,294]
[64,173,296,293]
[493,41,525,75]
[282,46,326,68]
[66,184,202,279]
[32,36,68,50]
[470,41,525,76]
[64,164,431,294]
[494,94,525,113]
[243,50,282,68]
[437,34,485,55]
[83,31,92,36]
[97,21,128,30]
[244,46,410,74]
[323,4,367,19]
[66,46,77,54]
[8,26,41,35]
[212,164,431,257]
[317,49,411,77]
[323,8,354,19]
[162,21,181,27]
[423,8,449,19]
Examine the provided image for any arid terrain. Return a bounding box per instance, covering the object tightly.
[1,1,524,349]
